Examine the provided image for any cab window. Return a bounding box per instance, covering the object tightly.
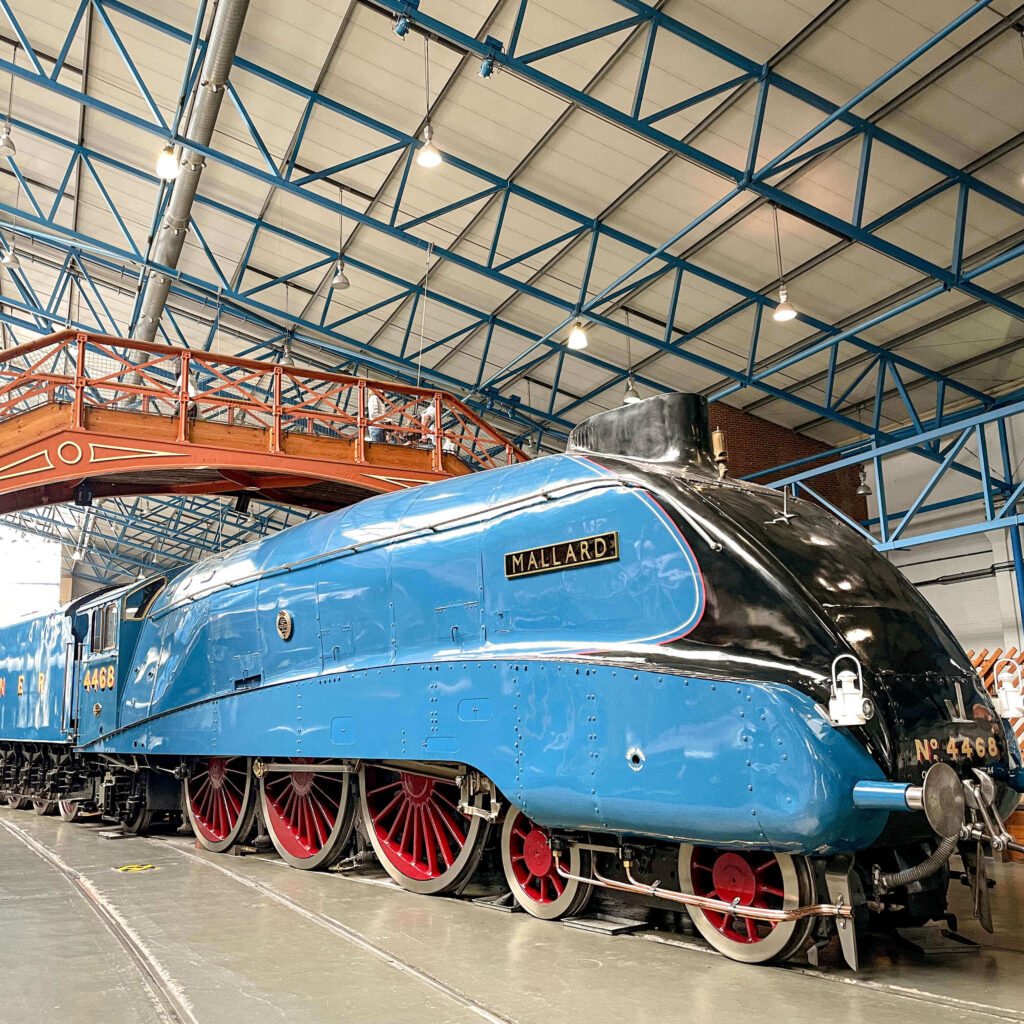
[89,608,104,653]
[103,604,117,650]
[124,577,167,620]
[90,602,118,653]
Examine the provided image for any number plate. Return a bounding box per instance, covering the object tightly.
[914,733,1000,764]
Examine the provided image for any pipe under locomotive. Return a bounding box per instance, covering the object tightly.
[1,391,1022,967]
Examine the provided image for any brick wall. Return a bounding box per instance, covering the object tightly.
[708,403,867,523]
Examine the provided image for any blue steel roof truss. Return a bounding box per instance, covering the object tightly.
[0,0,1022,579]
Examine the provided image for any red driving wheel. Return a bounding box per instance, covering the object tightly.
[184,756,256,853]
[678,844,814,964]
[260,758,354,869]
[359,764,488,895]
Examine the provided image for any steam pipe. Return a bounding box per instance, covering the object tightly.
[552,858,854,922]
[133,0,251,341]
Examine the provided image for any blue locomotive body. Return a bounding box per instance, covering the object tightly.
[63,452,884,854]
[2,391,1019,966]
[0,610,72,743]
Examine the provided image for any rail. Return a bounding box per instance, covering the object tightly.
[0,330,527,474]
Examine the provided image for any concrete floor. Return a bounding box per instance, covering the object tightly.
[2,808,1024,1024]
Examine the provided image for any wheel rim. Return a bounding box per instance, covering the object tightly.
[58,800,80,822]
[32,800,56,816]
[260,758,354,869]
[359,764,487,895]
[501,808,592,920]
[122,805,153,835]
[678,845,812,964]
[185,756,254,852]
[7,793,29,810]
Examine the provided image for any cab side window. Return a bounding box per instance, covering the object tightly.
[90,609,104,653]
[103,603,117,650]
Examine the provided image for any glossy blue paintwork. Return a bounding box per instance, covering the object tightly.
[0,610,72,743]
[86,658,887,853]
[56,451,886,854]
[109,454,704,740]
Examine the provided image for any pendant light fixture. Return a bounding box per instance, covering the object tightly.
[0,45,16,159]
[331,185,350,290]
[3,179,21,268]
[523,380,538,456]
[156,143,179,181]
[623,310,642,404]
[416,36,442,168]
[566,319,588,349]
[856,466,872,496]
[771,204,797,322]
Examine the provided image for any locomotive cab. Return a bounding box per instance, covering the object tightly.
[74,574,169,746]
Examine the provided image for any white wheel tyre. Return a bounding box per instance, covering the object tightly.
[501,807,592,920]
[359,764,488,895]
[678,844,814,964]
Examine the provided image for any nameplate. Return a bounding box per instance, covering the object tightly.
[505,532,619,579]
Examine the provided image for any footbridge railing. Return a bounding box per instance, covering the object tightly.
[0,331,527,474]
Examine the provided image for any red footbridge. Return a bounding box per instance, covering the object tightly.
[0,331,527,514]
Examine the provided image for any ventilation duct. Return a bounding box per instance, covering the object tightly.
[133,0,251,341]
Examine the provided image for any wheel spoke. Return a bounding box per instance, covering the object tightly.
[432,801,467,847]
[422,808,438,875]
[387,801,409,845]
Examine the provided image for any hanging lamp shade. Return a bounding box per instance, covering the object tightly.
[567,320,588,349]
[773,286,797,322]
[331,259,350,290]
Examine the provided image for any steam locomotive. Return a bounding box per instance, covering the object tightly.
[1,392,1021,967]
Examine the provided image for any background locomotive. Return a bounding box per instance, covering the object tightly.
[2,391,1022,967]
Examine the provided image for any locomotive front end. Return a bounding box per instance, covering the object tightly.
[570,393,1024,961]
[688,442,1024,937]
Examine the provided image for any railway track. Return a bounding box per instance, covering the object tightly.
[4,811,1024,1024]
[0,816,197,1024]
[151,834,1024,1024]
[146,837,515,1024]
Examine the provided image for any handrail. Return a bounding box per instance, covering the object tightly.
[0,331,528,473]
